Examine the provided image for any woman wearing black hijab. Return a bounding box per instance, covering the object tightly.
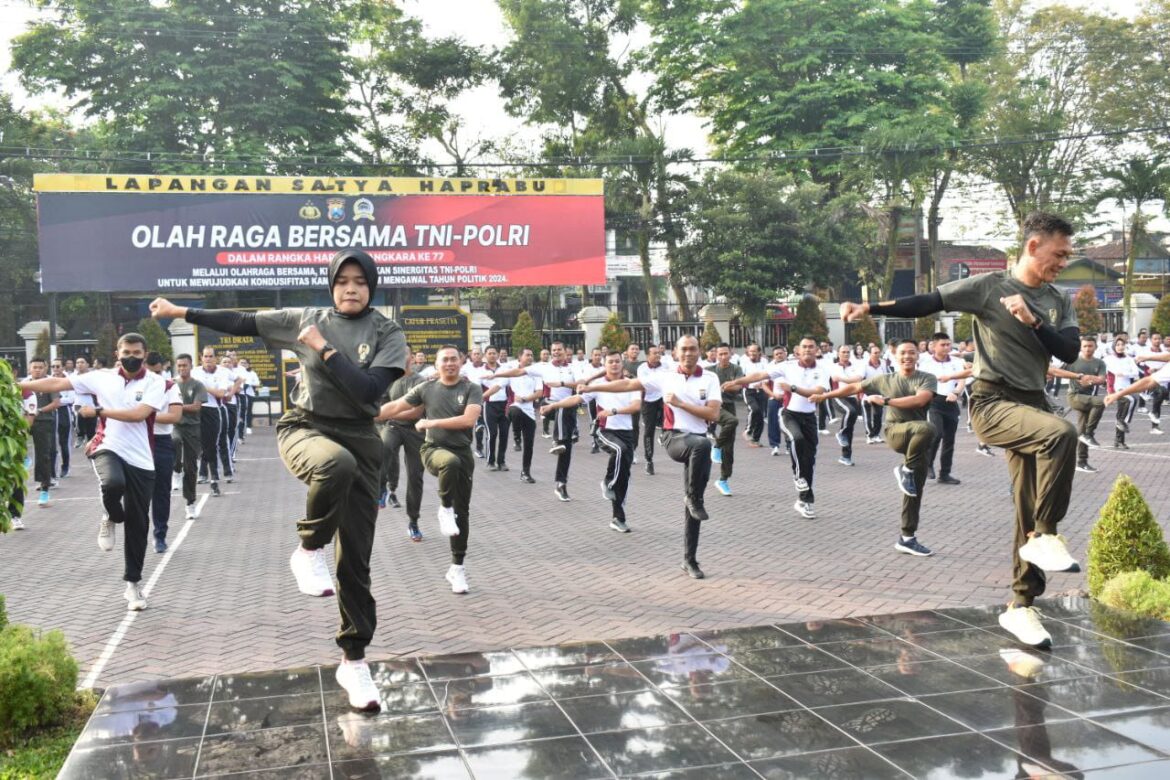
[151,249,408,712]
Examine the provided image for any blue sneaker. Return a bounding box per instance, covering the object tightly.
[712,447,722,464]
[894,536,933,557]
[37,490,50,508]
[894,465,917,497]
[23,455,32,471]
[408,523,423,542]
[378,489,388,509]
[715,479,732,496]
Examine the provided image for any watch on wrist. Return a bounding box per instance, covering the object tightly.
[94,406,103,418]
[318,343,335,359]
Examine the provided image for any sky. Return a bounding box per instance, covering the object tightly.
[2,0,1163,250]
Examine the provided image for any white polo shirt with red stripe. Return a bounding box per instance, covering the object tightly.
[639,366,722,434]
[70,369,167,471]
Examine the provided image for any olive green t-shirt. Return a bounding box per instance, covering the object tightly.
[383,372,428,430]
[714,363,744,405]
[254,307,408,419]
[860,371,937,426]
[175,378,208,427]
[938,270,1076,392]
[1063,357,1107,397]
[402,377,483,450]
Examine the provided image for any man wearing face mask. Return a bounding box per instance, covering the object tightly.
[19,334,168,611]
[150,248,408,714]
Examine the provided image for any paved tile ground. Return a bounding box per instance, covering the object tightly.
[3,408,1170,688]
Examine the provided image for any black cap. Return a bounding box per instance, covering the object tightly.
[328,249,378,303]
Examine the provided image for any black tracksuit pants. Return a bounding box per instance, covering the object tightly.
[781,409,818,503]
[150,433,175,543]
[743,388,767,443]
[927,396,961,477]
[662,429,712,563]
[484,401,510,467]
[596,428,635,522]
[553,405,577,484]
[833,396,861,459]
[92,450,155,583]
[862,398,883,440]
[31,418,54,491]
[55,406,73,475]
[199,407,222,481]
[641,399,663,462]
[508,407,536,475]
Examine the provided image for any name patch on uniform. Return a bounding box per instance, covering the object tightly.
[457,394,465,404]
[358,343,370,362]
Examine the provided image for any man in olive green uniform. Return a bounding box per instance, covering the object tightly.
[1047,336,1107,473]
[711,344,743,497]
[379,363,427,540]
[171,354,207,519]
[841,212,1081,650]
[379,345,483,595]
[814,340,937,556]
[151,249,409,714]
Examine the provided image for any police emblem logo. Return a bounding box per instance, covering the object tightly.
[353,198,375,221]
[358,343,371,362]
[299,201,321,220]
[699,389,707,401]
[135,391,143,402]
[1049,308,1058,324]
[326,198,345,223]
[458,395,465,404]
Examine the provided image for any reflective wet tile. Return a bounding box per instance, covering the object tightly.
[585,723,740,775]
[984,718,1168,772]
[327,712,456,760]
[750,746,907,779]
[1112,667,1170,698]
[1130,634,1170,657]
[430,670,547,710]
[949,650,1096,685]
[1062,611,1170,641]
[195,724,328,776]
[201,763,332,778]
[463,736,610,779]
[658,678,799,722]
[1093,706,1170,753]
[864,658,1001,697]
[1021,674,1170,718]
[94,677,218,714]
[512,641,623,670]
[323,681,439,718]
[206,693,324,735]
[815,637,937,668]
[856,609,969,635]
[1043,640,1170,675]
[984,619,1120,649]
[927,604,1004,628]
[902,628,1011,658]
[446,700,577,747]
[212,668,322,702]
[704,709,854,760]
[630,761,761,779]
[774,618,886,644]
[607,634,709,661]
[1081,759,1170,778]
[58,738,200,779]
[319,661,424,691]
[331,750,471,779]
[919,686,1078,731]
[815,699,970,744]
[688,625,807,653]
[875,732,1035,779]
[630,653,755,686]
[733,646,849,678]
[418,651,525,681]
[73,701,209,749]
[766,668,902,708]
[531,661,653,698]
[557,689,690,734]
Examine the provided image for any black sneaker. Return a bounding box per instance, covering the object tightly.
[211,481,221,497]
[684,496,708,521]
[1078,434,1100,448]
[1118,421,1130,433]
[1076,462,1098,473]
[154,538,167,554]
[894,536,933,556]
[645,461,654,476]
[513,442,522,452]
[388,493,402,508]
[927,466,936,480]
[609,518,630,533]
[590,443,600,454]
[976,444,994,457]
[197,476,209,484]
[937,474,961,485]
[681,560,705,579]
[497,463,509,472]
[520,472,536,484]
[894,466,917,497]
[554,483,571,502]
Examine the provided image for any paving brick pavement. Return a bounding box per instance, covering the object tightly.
[4,410,1170,689]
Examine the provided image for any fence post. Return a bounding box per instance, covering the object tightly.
[578,306,612,352]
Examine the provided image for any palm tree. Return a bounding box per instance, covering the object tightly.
[1098,156,1169,315]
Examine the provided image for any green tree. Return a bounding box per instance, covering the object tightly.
[94,323,118,366]
[1074,284,1104,335]
[598,312,629,352]
[0,361,30,533]
[136,317,173,364]
[953,312,974,342]
[1150,294,1170,338]
[914,316,939,343]
[789,296,828,348]
[849,313,880,347]
[34,328,50,362]
[1088,475,1170,596]
[1097,156,1170,315]
[699,318,721,351]
[510,310,542,356]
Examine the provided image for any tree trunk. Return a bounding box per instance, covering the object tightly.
[928,168,952,292]
[638,191,659,338]
[1122,210,1142,317]
[881,205,903,299]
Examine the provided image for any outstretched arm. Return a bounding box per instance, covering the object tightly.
[810,381,864,403]
[840,292,944,322]
[18,377,73,394]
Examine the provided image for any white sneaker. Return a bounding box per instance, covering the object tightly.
[437,505,459,537]
[289,546,335,597]
[1018,533,1080,573]
[771,446,781,456]
[246,427,253,436]
[793,500,816,519]
[11,517,25,531]
[793,476,809,493]
[446,564,470,594]
[98,516,115,551]
[998,605,1052,649]
[185,503,198,520]
[171,473,181,492]
[335,660,381,712]
[123,582,148,611]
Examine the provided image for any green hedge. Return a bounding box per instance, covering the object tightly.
[1087,475,1170,596]
[0,625,79,741]
[1099,570,1170,621]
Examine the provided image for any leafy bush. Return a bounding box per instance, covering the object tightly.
[0,360,30,534]
[1075,284,1104,335]
[94,323,118,366]
[1098,570,1170,621]
[953,313,974,342]
[0,594,6,630]
[1087,475,1170,596]
[1151,293,1170,338]
[699,318,721,351]
[510,310,542,356]
[0,625,79,741]
[789,295,828,348]
[136,316,174,364]
[598,312,630,353]
[913,316,938,342]
[849,313,879,347]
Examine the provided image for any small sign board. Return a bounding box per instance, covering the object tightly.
[398,306,470,358]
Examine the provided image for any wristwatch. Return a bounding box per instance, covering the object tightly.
[318,343,335,359]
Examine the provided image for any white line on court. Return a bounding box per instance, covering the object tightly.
[80,492,210,689]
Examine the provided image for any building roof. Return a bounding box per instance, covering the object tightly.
[1080,234,1170,262]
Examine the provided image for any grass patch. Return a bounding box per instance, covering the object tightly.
[0,691,97,780]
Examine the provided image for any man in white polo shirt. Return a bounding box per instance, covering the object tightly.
[582,334,721,578]
[739,343,769,447]
[19,333,167,611]
[191,347,233,495]
[637,346,670,474]
[917,332,972,485]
